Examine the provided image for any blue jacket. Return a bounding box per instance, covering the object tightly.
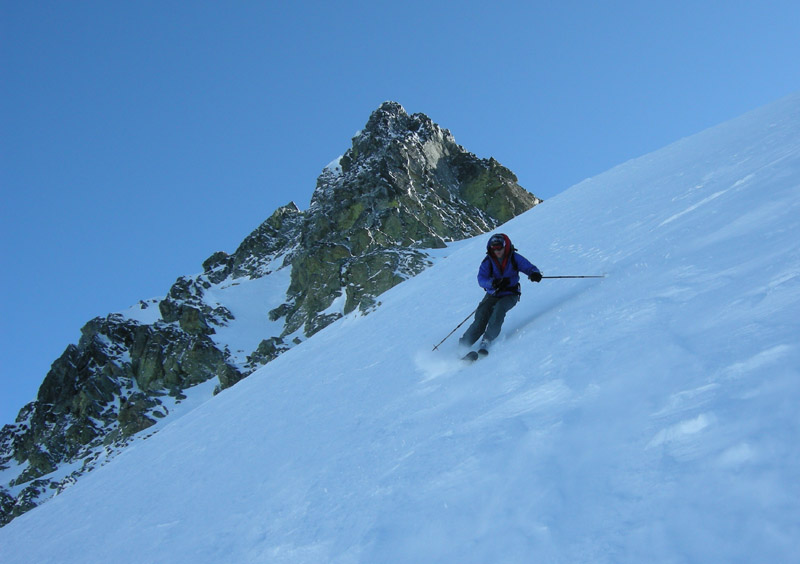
[478,251,540,297]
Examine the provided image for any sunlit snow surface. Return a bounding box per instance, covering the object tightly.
[3,94,799,563]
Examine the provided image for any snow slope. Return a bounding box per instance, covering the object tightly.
[2,93,799,563]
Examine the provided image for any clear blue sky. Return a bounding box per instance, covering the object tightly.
[2,1,798,423]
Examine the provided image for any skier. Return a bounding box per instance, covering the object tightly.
[459,233,542,355]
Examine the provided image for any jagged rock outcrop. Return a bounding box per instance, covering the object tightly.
[204,202,306,283]
[276,101,538,336]
[0,101,540,526]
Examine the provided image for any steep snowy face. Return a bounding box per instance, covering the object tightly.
[0,101,540,526]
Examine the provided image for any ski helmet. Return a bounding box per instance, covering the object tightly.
[487,233,511,253]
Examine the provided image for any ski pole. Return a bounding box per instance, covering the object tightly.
[432,308,477,351]
[541,275,606,279]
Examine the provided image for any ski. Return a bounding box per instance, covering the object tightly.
[462,348,489,363]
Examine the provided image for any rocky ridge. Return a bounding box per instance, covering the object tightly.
[0,101,540,526]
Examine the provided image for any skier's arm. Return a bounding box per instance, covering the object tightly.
[477,258,495,292]
[514,253,542,282]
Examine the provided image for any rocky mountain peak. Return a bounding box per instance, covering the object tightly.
[360,101,440,142]
[338,101,454,179]
[364,100,408,131]
[291,103,539,338]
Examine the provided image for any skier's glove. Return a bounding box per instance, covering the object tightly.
[529,272,542,283]
[492,278,511,290]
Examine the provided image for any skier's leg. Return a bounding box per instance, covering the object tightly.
[460,295,496,347]
[482,294,519,343]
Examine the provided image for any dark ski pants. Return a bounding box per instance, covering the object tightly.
[459,293,520,347]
